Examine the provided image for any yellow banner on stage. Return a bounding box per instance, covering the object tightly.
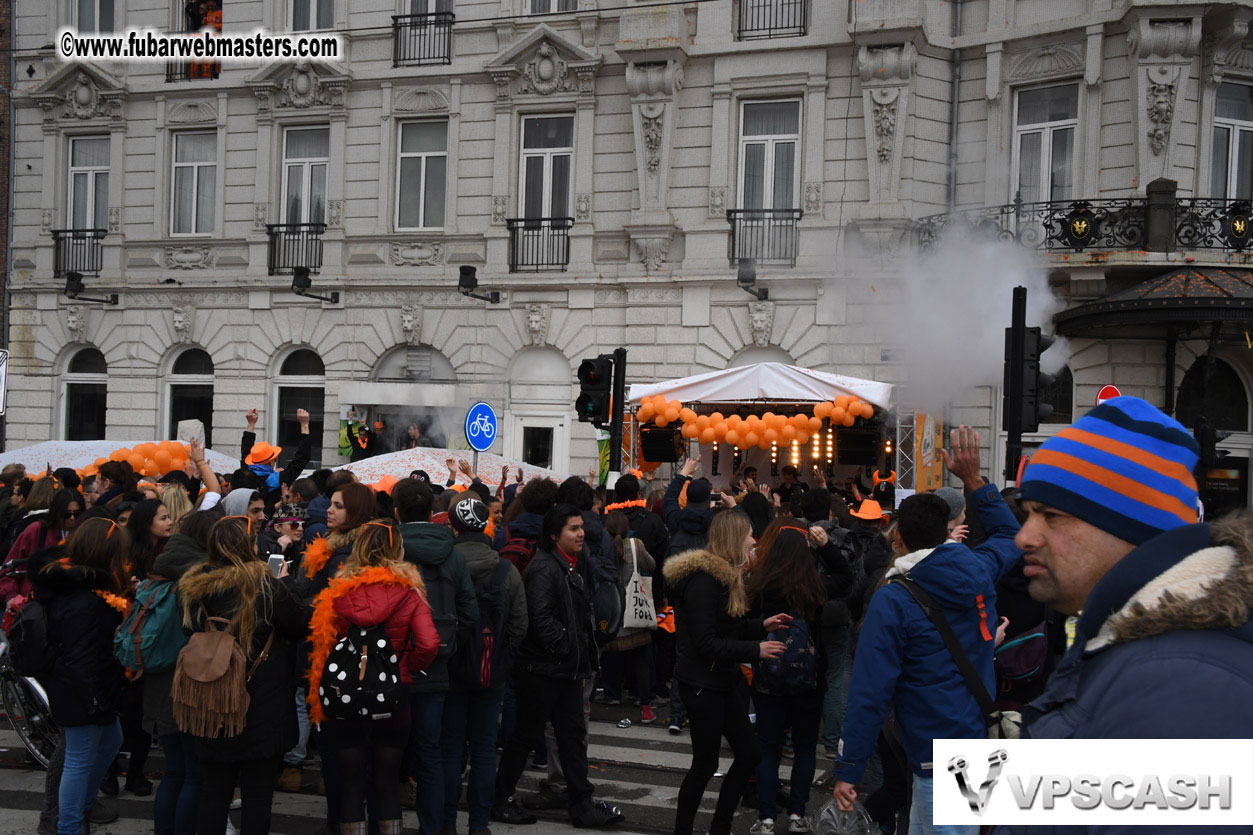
[916,411,945,491]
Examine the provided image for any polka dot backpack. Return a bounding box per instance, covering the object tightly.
[318,624,405,721]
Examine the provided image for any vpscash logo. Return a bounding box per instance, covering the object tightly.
[932,739,1253,827]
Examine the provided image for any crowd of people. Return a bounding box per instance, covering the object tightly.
[0,394,1249,835]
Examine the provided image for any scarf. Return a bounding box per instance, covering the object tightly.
[248,463,281,493]
[884,547,936,579]
[557,547,579,570]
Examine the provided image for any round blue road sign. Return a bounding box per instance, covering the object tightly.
[464,402,498,452]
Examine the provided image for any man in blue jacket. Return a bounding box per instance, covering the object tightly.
[833,427,1022,835]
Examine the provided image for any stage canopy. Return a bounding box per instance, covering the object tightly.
[0,440,239,473]
[627,362,893,411]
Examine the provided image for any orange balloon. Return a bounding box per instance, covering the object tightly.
[143,458,159,476]
[725,430,741,447]
[137,442,158,459]
[808,417,823,432]
[834,394,850,409]
[94,457,108,467]
[665,407,680,423]
[700,428,716,445]
[638,404,655,422]
[713,422,729,441]
[696,415,711,431]
[728,414,742,427]
[814,402,832,419]
[862,403,875,419]
[791,413,809,428]
[796,429,809,445]
[655,415,669,428]
[110,448,130,462]
[763,428,779,445]
[679,408,696,423]
[757,435,773,450]
[842,413,856,427]
[710,412,725,424]
[781,425,797,443]
[831,406,846,423]
[154,450,173,471]
[762,412,777,427]
[744,431,760,448]
[667,400,681,413]
[682,423,699,439]
[127,453,145,470]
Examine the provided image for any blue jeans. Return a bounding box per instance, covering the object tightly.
[58,720,123,835]
[285,688,311,768]
[441,688,505,832]
[822,627,850,749]
[754,690,821,821]
[409,691,446,834]
[154,733,201,835]
[910,776,977,835]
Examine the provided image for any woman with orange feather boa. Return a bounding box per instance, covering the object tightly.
[305,519,439,835]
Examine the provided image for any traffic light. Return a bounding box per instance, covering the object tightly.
[1003,326,1058,435]
[575,355,614,426]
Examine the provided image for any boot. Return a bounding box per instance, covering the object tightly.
[377,821,403,835]
[339,823,367,835]
[278,766,303,793]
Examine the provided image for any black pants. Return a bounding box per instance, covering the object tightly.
[674,681,759,835]
[324,713,410,825]
[495,672,594,815]
[197,757,281,835]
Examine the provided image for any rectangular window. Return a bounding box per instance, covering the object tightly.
[282,127,330,225]
[530,0,576,13]
[1013,84,1079,204]
[68,136,109,230]
[395,121,448,230]
[78,0,114,32]
[171,132,216,235]
[292,0,333,31]
[1213,82,1253,199]
[409,0,453,12]
[738,100,801,210]
[519,115,574,219]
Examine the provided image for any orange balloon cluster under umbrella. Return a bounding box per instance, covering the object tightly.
[634,392,876,453]
[87,440,192,479]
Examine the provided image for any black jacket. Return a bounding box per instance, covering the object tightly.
[142,533,208,739]
[399,522,479,693]
[663,549,765,692]
[33,561,126,727]
[240,429,312,513]
[180,561,310,763]
[516,547,596,681]
[620,505,669,584]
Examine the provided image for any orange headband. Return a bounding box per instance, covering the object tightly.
[779,525,809,536]
[362,521,396,549]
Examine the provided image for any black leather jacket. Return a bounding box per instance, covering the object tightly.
[515,547,596,681]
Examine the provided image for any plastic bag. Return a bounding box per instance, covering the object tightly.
[816,797,875,835]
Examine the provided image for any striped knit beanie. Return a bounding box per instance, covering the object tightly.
[1017,396,1199,545]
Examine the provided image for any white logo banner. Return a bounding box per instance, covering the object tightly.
[932,739,1253,826]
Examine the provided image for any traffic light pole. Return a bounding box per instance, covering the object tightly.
[609,347,627,476]
[1004,285,1027,485]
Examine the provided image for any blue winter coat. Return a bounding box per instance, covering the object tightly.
[991,519,1253,835]
[834,483,1022,784]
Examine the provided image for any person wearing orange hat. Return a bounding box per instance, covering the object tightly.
[241,407,312,515]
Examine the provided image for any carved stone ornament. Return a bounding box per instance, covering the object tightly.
[872,96,897,163]
[172,304,195,343]
[64,306,87,344]
[400,304,422,346]
[484,25,603,101]
[709,187,727,217]
[392,88,451,114]
[624,61,685,99]
[252,62,348,112]
[642,115,663,173]
[33,67,126,123]
[253,203,269,230]
[1008,44,1084,81]
[390,241,445,267]
[166,246,215,270]
[525,303,551,346]
[64,73,117,120]
[327,200,343,228]
[108,208,121,233]
[1146,69,1176,155]
[1128,19,1201,61]
[749,300,775,349]
[805,183,822,214]
[41,210,54,232]
[575,193,591,221]
[626,224,675,273]
[1205,15,1253,83]
[522,43,574,96]
[166,100,217,124]
[857,43,917,84]
[492,197,508,225]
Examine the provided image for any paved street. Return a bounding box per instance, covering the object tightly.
[0,702,835,834]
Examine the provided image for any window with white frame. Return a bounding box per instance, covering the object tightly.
[530,0,576,13]
[738,100,801,210]
[291,0,333,31]
[408,0,453,12]
[64,348,108,441]
[1013,84,1079,204]
[282,127,329,225]
[274,349,325,467]
[168,348,215,447]
[395,121,448,230]
[171,132,216,235]
[519,115,574,219]
[1212,82,1253,199]
[68,136,109,231]
[77,0,115,32]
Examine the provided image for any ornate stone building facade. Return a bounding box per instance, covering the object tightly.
[7,0,1253,510]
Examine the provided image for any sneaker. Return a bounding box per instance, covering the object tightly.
[89,799,118,825]
[604,697,621,706]
[36,812,56,835]
[617,718,632,729]
[788,814,813,833]
[667,717,687,735]
[521,781,566,811]
[278,766,303,793]
[641,706,657,724]
[531,749,548,769]
[749,819,775,834]
[490,798,537,825]
[571,800,624,828]
[124,774,154,797]
[99,772,119,797]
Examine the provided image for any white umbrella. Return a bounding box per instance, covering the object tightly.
[335,447,559,486]
[0,440,239,473]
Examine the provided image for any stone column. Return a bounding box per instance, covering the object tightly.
[1127,15,1201,187]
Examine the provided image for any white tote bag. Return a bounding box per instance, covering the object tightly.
[621,539,657,631]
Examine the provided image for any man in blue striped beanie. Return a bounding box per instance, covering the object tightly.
[1004,396,1253,771]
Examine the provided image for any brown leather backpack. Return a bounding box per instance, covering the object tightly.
[170,611,273,738]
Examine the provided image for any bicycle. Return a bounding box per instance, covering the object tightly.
[467,413,495,442]
[0,630,60,769]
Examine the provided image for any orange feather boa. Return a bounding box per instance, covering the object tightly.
[304,565,424,724]
[302,535,332,579]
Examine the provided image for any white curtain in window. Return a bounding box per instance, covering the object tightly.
[286,128,329,159]
[1017,85,1078,126]
[401,122,447,153]
[1017,131,1042,204]
[72,138,109,167]
[1213,126,1231,199]
[743,101,800,136]
[1048,127,1074,201]
[1239,131,1253,201]
[423,157,446,226]
[772,142,796,209]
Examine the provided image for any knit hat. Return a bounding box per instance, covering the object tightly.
[1017,396,1199,546]
[933,487,966,522]
[686,478,712,506]
[451,497,490,533]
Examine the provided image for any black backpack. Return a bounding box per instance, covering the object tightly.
[318,624,406,720]
[7,595,59,679]
[450,560,513,690]
[417,560,459,660]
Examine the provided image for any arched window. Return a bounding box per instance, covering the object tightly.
[275,348,325,466]
[168,348,215,447]
[1040,366,1074,425]
[1176,357,1250,432]
[371,345,456,383]
[64,348,107,440]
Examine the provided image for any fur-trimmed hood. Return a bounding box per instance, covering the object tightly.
[1084,514,1253,654]
[33,559,117,595]
[301,527,362,579]
[663,548,747,617]
[179,559,271,606]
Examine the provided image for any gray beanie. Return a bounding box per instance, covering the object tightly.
[933,486,967,522]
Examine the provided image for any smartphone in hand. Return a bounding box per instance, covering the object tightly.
[267,554,286,578]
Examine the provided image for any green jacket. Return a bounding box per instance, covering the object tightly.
[398,522,479,693]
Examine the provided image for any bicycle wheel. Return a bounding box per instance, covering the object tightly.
[0,671,59,769]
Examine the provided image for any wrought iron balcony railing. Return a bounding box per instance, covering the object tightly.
[917,198,1148,252]
[735,0,809,39]
[1175,198,1253,251]
[507,217,573,272]
[727,208,803,267]
[165,31,220,82]
[266,223,326,275]
[52,229,106,278]
[393,12,454,67]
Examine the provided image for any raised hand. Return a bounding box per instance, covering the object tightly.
[245,408,259,429]
[942,425,984,490]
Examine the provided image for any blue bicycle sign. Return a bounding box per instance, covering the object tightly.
[464,402,498,452]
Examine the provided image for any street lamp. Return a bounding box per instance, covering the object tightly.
[458,266,500,304]
[737,259,768,300]
[291,266,339,303]
[63,271,118,305]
